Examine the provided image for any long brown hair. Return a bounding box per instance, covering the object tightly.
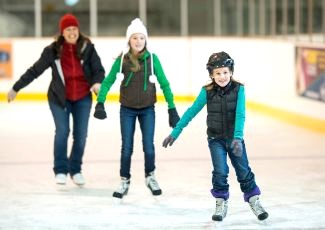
[128,48,146,72]
[54,33,90,59]
[204,81,215,91]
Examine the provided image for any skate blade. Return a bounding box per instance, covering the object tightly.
[213,221,225,228]
[258,219,269,226]
[113,197,124,204]
[74,184,85,188]
[56,184,68,191]
[152,195,162,203]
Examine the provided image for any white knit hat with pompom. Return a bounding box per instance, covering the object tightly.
[117,18,156,83]
[123,18,148,54]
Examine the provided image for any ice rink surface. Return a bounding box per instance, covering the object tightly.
[1,102,325,230]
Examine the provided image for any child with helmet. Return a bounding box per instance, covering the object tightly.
[94,18,180,199]
[162,51,269,222]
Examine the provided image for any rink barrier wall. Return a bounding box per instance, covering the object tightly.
[1,37,325,134]
[0,92,324,134]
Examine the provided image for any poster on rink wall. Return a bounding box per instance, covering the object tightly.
[0,42,12,79]
[296,46,325,102]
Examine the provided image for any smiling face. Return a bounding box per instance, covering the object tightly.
[129,33,146,54]
[62,26,79,44]
[211,66,232,87]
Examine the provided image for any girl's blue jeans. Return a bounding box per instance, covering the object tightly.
[208,137,260,201]
[119,105,156,179]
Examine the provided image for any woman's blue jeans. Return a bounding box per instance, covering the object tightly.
[119,105,155,179]
[208,138,259,201]
[49,94,92,176]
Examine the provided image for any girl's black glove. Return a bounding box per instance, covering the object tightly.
[168,108,180,128]
[94,102,107,120]
[162,135,175,148]
[231,139,243,157]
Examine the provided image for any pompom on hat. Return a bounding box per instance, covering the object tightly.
[124,18,148,54]
[59,13,79,34]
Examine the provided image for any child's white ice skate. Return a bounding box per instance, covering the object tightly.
[212,198,228,221]
[55,173,67,185]
[248,195,269,221]
[145,172,162,196]
[72,173,85,186]
[113,177,130,199]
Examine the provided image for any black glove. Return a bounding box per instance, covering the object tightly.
[162,135,175,148]
[94,102,107,120]
[230,139,243,157]
[168,108,180,128]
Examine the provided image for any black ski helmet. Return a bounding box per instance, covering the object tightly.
[206,51,234,74]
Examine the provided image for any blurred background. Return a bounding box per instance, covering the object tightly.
[1,1,325,229]
[1,0,324,133]
[0,0,324,41]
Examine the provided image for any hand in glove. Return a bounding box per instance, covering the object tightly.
[230,139,243,157]
[94,102,107,120]
[162,135,175,148]
[168,108,180,128]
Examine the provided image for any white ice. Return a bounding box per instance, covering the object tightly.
[1,102,325,230]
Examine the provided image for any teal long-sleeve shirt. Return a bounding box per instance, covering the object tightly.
[170,85,246,140]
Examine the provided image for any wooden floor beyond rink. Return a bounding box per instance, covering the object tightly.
[1,102,325,230]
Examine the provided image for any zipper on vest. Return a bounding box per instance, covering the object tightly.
[124,72,133,87]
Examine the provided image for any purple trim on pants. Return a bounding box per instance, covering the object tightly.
[210,189,230,200]
[244,186,261,202]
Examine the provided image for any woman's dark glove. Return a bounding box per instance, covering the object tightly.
[162,135,175,148]
[168,108,180,128]
[231,139,243,157]
[94,102,107,120]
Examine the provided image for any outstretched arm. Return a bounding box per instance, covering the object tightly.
[96,57,121,103]
[9,46,53,102]
[163,87,207,147]
[152,53,181,127]
[153,54,175,109]
[93,57,121,120]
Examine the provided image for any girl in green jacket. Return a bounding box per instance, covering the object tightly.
[94,18,180,199]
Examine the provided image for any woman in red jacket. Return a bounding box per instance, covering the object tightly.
[7,13,105,186]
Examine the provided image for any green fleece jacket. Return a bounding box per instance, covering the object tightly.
[97,50,176,109]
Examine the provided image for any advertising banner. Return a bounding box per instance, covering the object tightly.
[296,46,325,102]
[0,42,12,79]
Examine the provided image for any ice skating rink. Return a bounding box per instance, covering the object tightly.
[1,101,325,230]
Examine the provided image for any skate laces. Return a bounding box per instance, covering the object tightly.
[215,198,227,215]
[116,178,129,193]
[249,196,266,215]
[146,175,160,190]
